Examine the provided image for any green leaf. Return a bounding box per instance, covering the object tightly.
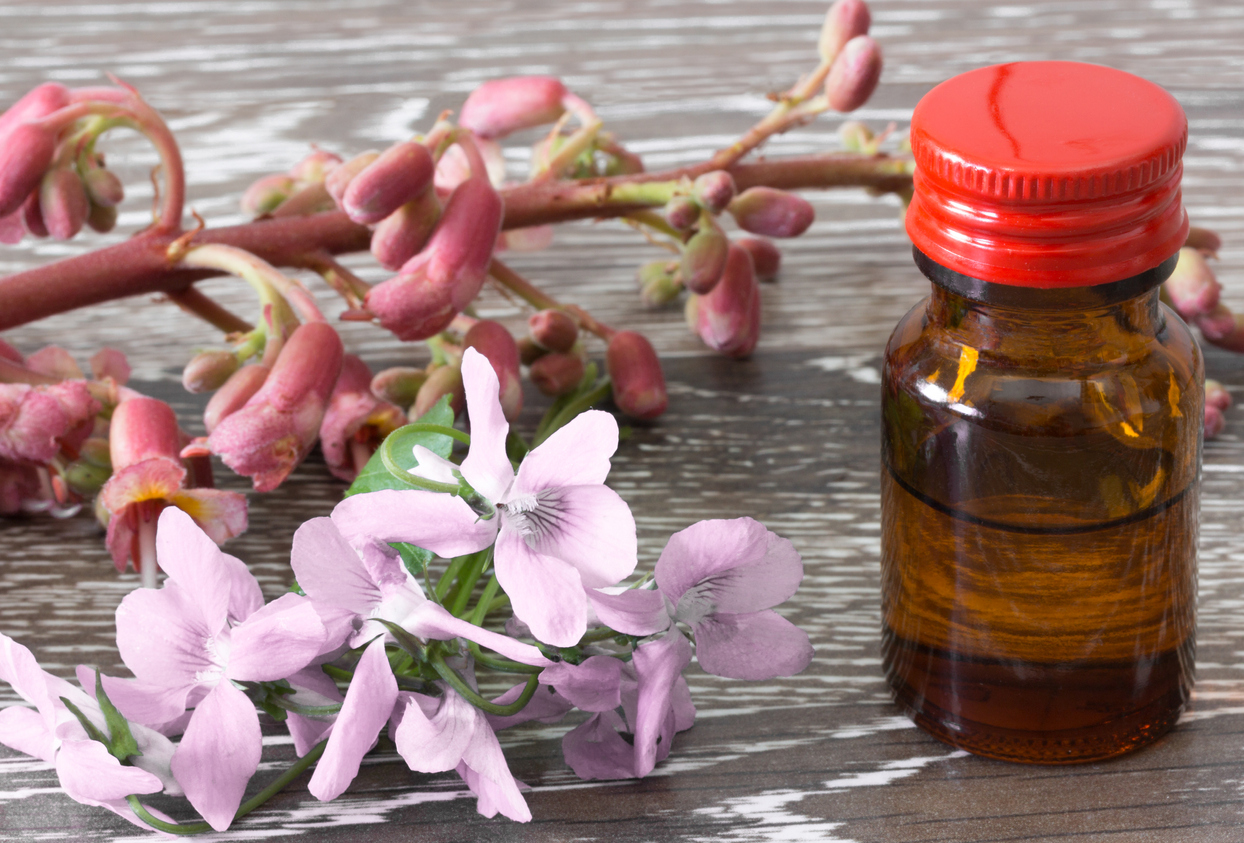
[60,696,109,747]
[376,619,427,661]
[392,542,433,579]
[93,670,141,761]
[344,396,456,497]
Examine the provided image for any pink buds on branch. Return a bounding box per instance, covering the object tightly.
[39,167,89,241]
[679,223,730,295]
[204,364,270,434]
[369,187,442,271]
[606,331,668,420]
[1164,247,1220,319]
[182,350,241,394]
[737,237,782,282]
[686,243,762,359]
[342,142,435,225]
[529,352,586,397]
[0,83,70,218]
[325,151,379,206]
[1205,379,1232,439]
[692,171,737,215]
[728,187,816,238]
[818,0,872,64]
[825,35,883,113]
[464,320,524,422]
[459,76,570,140]
[412,362,465,419]
[319,355,406,482]
[528,309,579,353]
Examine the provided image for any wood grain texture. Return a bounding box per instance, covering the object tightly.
[3,1,1244,841]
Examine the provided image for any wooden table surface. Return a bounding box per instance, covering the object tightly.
[4,1,1244,840]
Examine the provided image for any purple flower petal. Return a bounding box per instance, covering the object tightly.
[632,630,692,777]
[392,688,475,773]
[513,409,617,491]
[227,593,326,682]
[655,518,802,612]
[170,681,262,832]
[693,610,813,680]
[494,528,588,647]
[0,705,54,762]
[56,738,163,803]
[541,655,624,712]
[457,712,530,822]
[115,586,217,693]
[154,507,232,632]
[522,484,637,589]
[670,675,696,733]
[291,517,382,616]
[486,682,574,731]
[561,711,636,780]
[87,671,192,734]
[404,602,550,666]
[588,588,670,637]
[284,667,344,757]
[308,637,398,801]
[332,489,497,559]
[458,348,514,504]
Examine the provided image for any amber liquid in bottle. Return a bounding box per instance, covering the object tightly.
[881,268,1201,764]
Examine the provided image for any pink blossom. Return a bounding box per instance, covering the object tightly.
[318,354,406,482]
[106,507,326,830]
[459,76,569,140]
[0,380,99,464]
[332,347,637,647]
[589,518,813,681]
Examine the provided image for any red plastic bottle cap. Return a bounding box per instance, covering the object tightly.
[906,62,1189,288]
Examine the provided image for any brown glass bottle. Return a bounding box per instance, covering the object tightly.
[881,254,1201,763]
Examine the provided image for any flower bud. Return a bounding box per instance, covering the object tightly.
[464,320,523,421]
[664,196,700,231]
[680,225,730,295]
[183,350,240,394]
[688,243,761,358]
[289,148,342,185]
[204,364,270,434]
[1206,379,1232,413]
[366,176,503,340]
[637,260,682,308]
[1194,304,1240,345]
[529,352,585,397]
[601,145,645,176]
[0,83,70,139]
[325,150,380,206]
[21,191,46,238]
[0,208,22,244]
[207,322,344,491]
[0,380,99,464]
[693,171,737,214]
[62,459,110,495]
[79,436,112,468]
[90,348,130,384]
[518,336,547,366]
[1164,247,1220,319]
[39,167,88,241]
[343,141,436,225]
[606,332,667,420]
[528,309,579,353]
[241,173,295,218]
[83,167,124,207]
[728,187,815,238]
[24,345,82,380]
[1185,226,1222,257]
[435,138,507,191]
[825,35,883,113]
[736,237,781,281]
[369,188,441,271]
[86,201,117,234]
[319,355,406,482]
[839,120,876,153]
[818,0,872,64]
[459,76,569,140]
[370,366,428,408]
[109,396,182,472]
[0,85,68,217]
[412,363,465,419]
[1205,404,1226,439]
[270,181,336,218]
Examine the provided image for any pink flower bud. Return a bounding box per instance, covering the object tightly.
[319,355,406,482]
[0,340,22,364]
[688,243,761,358]
[24,345,83,380]
[370,366,428,408]
[0,83,69,140]
[0,208,22,244]
[21,191,46,238]
[109,396,182,472]
[325,150,379,206]
[680,226,730,295]
[825,35,883,113]
[818,0,872,64]
[1206,379,1232,413]
[207,322,344,491]
[1164,247,1220,319]
[637,260,682,308]
[460,76,569,140]
[693,171,737,214]
[241,173,295,218]
[529,352,586,397]
[366,176,503,341]
[86,202,117,234]
[1194,304,1241,346]
[464,320,523,421]
[434,138,507,192]
[90,347,130,383]
[38,167,88,240]
[606,332,667,420]
[1205,404,1226,439]
[270,181,336,218]
[0,123,57,218]
[1185,226,1222,257]
[343,141,435,225]
[289,148,342,185]
[664,196,700,231]
[0,380,100,464]
[204,363,270,434]
[183,350,240,394]
[0,461,41,516]
[518,336,547,366]
[412,363,465,419]
[736,237,781,281]
[83,167,124,207]
[370,188,441,271]
[528,309,579,353]
[728,187,815,238]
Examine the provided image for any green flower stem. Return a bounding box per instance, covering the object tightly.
[468,575,501,626]
[488,259,617,343]
[127,739,327,835]
[271,697,343,717]
[469,642,543,675]
[296,251,372,308]
[434,555,470,601]
[430,650,541,715]
[486,593,511,614]
[448,549,492,617]
[580,625,624,644]
[530,377,613,448]
[397,422,472,446]
[321,664,355,683]
[532,117,603,183]
[176,244,324,326]
[379,426,466,496]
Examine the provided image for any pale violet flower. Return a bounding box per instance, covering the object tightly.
[589,518,813,680]
[332,346,637,647]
